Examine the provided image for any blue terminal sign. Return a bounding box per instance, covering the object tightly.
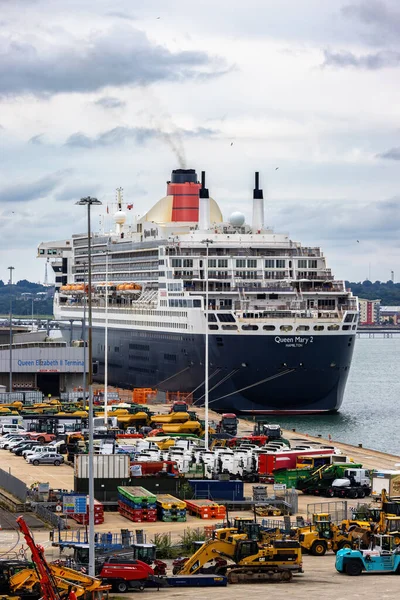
[62,494,87,515]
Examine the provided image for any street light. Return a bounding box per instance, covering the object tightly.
[8,266,14,392]
[76,196,102,577]
[201,239,213,449]
[104,241,110,426]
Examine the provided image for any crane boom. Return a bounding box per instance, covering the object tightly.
[16,516,61,600]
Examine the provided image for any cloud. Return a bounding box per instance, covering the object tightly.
[342,1,400,44]
[0,26,227,96]
[94,96,126,109]
[323,48,400,69]
[376,147,400,160]
[106,11,136,21]
[54,183,102,202]
[271,195,400,243]
[29,134,44,145]
[64,125,218,148]
[0,171,68,203]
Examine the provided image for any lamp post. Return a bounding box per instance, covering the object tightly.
[76,196,102,577]
[8,266,14,392]
[104,243,109,425]
[82,263,87,398]
[201,239,213,449]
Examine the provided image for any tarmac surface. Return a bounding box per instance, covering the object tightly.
[0,403,399,595]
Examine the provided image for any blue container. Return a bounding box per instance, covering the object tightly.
[188,480,244,501]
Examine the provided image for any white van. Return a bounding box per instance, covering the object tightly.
[1,424,27,435]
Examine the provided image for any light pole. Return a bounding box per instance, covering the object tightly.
[76,196,102,577]
[104,243,109,426]
[82,263,87,398]
[8,266,14,392]
[201,239,213,449]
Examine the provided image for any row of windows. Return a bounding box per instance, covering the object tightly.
[129,354,149,362]
[129,343,150,351]
[171,259,194,267]
[208,324,357,332]
[164,353,177,362]
[169,299,201,308]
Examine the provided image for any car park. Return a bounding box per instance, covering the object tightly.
[22,445,49,458]
[27,452,64,466]
[8,438,29,450]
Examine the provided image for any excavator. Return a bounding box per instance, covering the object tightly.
[174,527,303,583]
[10,517,107,600]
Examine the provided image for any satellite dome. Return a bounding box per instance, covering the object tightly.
[229,211,245,227]
[114,210,126,225]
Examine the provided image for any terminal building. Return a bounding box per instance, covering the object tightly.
[0,328,87,396]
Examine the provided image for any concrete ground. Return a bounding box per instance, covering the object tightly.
[0,408,399,596]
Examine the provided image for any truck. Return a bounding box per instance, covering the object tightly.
[216,414,238,436]
[335,534,400,575]
[371,470,400,499]
[296,464,371,498]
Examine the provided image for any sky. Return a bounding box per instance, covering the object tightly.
[1,0,400,284]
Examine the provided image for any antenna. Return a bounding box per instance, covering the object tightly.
[44,258,49,286]
[116,187,123,211]
[391,270,395,282]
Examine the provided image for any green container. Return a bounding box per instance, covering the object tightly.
[118,486,157,505]
[274,468,311,488]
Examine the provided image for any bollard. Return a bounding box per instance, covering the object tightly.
[358,443,363,448]
[318,434,322,438]
[292,428,296,432]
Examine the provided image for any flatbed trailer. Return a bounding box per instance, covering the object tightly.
[185,499,226,519]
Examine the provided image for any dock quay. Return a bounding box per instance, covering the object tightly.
[0,399,399,598]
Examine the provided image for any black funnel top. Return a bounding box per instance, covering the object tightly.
[199,170,209,198]
[253,171,263,199]
[170,169,198,184]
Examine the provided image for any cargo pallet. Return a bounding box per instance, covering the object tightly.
[157,494,187,522]
[185,499,226,520]
[118,486,157,508]
[70,499,104,525]
[118,501,157,523]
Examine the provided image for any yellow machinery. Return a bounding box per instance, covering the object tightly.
[298,514,358,556]
[150,411,191,425]
[10,563,102,597]
[175,528,303,583]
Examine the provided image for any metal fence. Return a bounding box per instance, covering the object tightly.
[307,500,348,524]
[31,502,66,530]
[0,467,28,502]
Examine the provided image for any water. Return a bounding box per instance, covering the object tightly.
[274,337,400,456]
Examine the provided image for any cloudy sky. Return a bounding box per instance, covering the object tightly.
[1,0,400,284]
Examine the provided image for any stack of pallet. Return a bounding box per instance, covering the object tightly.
[157,494,187,522]
[70,499,104,525]
[185,499,226,520]
[118,486,157,522]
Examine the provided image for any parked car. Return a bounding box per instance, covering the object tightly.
[13,441,39,456]
[22,445,49,458]
[8,438,29,450]
[0,436,26,449]
[25,447,59,460]
[27,452,64,466]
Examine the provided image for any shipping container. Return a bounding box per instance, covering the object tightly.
[372,470,400,498]
[74,454,129,479]
[188,480,244,501]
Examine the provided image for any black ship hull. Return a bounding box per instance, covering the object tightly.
[80,325,356,414]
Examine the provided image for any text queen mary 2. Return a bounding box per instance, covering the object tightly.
[38,169,358,414]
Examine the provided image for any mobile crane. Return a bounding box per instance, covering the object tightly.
[11,517,104,599]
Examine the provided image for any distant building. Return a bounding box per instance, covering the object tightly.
[359,298,381,325]
[380,306,400,325]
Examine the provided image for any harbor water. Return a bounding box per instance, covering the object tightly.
[271,337,400,456]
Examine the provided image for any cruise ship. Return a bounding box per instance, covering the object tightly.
[38,169,358,414]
